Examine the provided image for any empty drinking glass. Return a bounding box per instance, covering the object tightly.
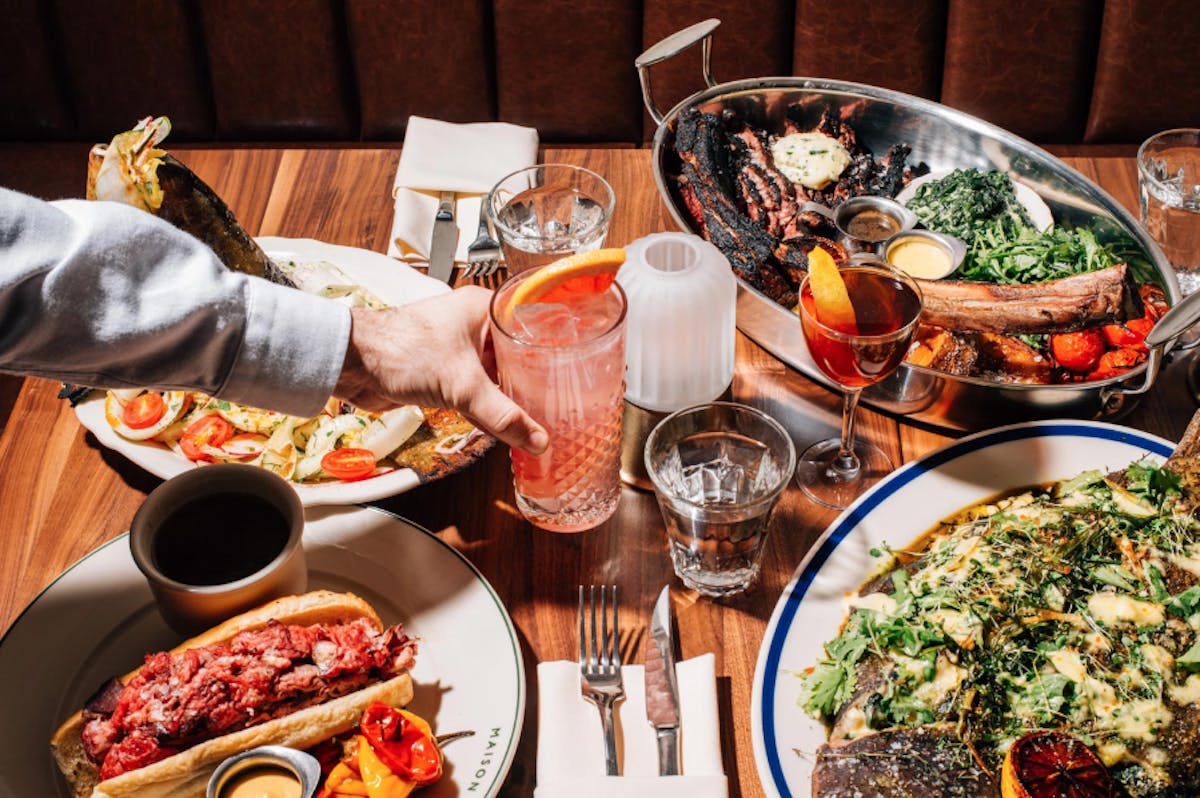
[645,402,796,597]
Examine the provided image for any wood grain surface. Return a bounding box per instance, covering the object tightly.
[1,148,1195,798]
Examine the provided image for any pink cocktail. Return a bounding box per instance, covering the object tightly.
[490,270,627,532]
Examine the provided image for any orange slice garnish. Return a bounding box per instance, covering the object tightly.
[508,248,626,309]
[807,247,858,335]
[1001,731,1114,798]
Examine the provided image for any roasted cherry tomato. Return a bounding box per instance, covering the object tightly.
[1050,329,1106,373]
[1127,316,1156,343]
[1140,283,1169,320]
[321,448,378,482]
[1086,346,1146,381]
[179,414,234,462]
[1101,323,1141,348]
[122,392,166,430]
[360,703,442,785]
[1101,316,1155,349]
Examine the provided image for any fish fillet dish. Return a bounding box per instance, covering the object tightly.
[669,105,1166,386]
[798,417,1200,797]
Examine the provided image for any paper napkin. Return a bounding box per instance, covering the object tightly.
[388,116,538,264]
[534,654,728,798]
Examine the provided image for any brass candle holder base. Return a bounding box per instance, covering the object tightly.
[620,386,733,490]
[620,401,667,490]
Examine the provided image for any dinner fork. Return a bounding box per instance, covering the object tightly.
[578,584,625,775]
[464,206,503,279]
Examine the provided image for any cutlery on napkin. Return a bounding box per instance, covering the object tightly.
[535,654,727,798]
[388,116,538,267]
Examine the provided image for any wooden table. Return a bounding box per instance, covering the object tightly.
[0,147,1194,797]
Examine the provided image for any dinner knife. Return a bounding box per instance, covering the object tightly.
[428,190,457,284]
[645,584,682,776]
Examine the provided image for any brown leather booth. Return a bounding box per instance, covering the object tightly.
[2,0,1198,199]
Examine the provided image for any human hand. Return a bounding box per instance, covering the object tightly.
[333,286,549,454]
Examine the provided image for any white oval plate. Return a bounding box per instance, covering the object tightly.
[896,168,1054,232]
[74,238,456,507]
[0,506,523,798]
[750,420,1174,798]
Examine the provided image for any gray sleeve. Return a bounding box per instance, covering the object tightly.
[0,188,351,417]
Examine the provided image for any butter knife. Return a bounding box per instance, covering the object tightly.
[645,585,681,775]
[428,190,457,284]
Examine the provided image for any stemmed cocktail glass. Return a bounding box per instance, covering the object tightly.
[795,257,923,509]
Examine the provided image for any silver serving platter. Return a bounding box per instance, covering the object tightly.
[639,26,1177,430]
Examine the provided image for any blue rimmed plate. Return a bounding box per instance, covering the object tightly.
[0,506,523,798]
[750,420,1174,798]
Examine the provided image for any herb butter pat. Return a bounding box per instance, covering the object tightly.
[770,132,850,189]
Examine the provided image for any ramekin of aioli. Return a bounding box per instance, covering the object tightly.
[883,230,965,280]
[208,746,322,798]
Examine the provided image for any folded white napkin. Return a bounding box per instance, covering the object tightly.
[388,116,539,264]
[535,654,728,798]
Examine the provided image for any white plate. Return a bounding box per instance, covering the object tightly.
[750,421,1174,798]
[896,168,1054,232]
[75,238,453,507]
[0,506,524,798]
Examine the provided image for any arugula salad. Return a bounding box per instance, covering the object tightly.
[799,461,1200,792]
[905,168,1145,285]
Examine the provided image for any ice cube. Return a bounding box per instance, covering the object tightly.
[570,197,604,232]
[510,302,581,345]
[680,454,749,504]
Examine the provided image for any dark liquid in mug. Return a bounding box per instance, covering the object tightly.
[152,492,290,585]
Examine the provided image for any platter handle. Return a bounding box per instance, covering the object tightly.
[1100,346,1163,407]
[635,18,721,125]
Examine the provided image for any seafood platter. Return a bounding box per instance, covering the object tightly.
[638,22,1184,430]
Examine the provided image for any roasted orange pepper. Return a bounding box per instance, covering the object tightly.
[317,758,369,798]
[316,704,443,798]
[358,736,415,798]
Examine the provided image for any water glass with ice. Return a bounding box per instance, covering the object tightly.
[1138,129,1200,295]
[485,164,615,274]
[644,402,796,597]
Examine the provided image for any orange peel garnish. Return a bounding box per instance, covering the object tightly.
[507,248,626,310]
[807,247,858,335]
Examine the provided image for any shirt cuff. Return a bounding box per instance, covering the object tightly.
[217,278,352,417]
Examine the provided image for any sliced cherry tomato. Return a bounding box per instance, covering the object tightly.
[179,414,234,462]
[321,448,378,482]
[1050,329,1106,372]
[122,392,166,430]
[360,703,442,785]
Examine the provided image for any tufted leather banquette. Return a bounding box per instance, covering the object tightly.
[2,0,1198,199]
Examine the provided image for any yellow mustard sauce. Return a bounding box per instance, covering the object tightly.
[887,237,953,279]
[221,766,302,798]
